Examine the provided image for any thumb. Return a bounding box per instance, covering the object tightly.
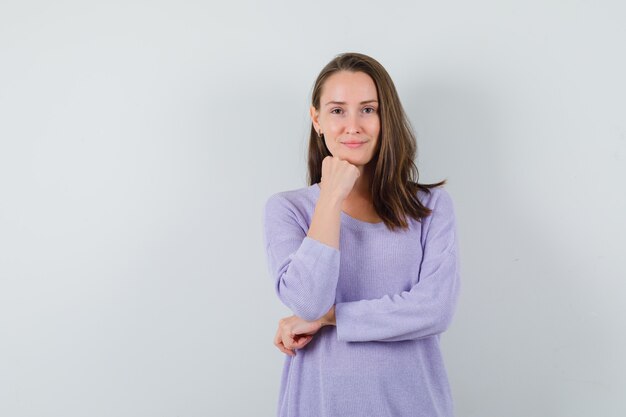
[293,335,313,348]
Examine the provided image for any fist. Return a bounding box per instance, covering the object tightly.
[320,156,360,201]
[274,315,323,356]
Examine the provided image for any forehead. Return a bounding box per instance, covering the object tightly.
[320,71,378,101]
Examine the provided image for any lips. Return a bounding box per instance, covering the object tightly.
[341,141,366,148]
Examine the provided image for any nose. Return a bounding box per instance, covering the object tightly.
[346,112,361,135]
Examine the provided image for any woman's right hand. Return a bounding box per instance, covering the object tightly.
[319,156,360,202]
[307,156,359,249]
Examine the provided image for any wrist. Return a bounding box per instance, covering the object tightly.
[319,305,336,327]
[318,189,344,209]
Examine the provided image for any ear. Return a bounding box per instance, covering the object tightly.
[309,105,320,132]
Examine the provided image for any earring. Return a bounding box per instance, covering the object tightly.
[318,130,323,138]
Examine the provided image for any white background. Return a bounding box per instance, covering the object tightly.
[1,1,625,416]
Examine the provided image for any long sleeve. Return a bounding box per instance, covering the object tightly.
[334,189,461,342]
[263,193,341,321]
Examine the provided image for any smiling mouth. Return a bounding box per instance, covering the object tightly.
[342,141,366,148]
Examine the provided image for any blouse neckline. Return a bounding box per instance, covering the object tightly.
[311,183,388,231]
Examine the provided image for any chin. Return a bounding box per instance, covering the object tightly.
[329,150,373,167]
[349,153,373,163]
[347,158,370,167]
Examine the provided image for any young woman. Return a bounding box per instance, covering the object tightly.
[263,52,461,417]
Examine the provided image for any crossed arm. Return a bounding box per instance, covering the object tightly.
[263,188,460,356]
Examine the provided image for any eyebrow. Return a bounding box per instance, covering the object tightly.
[324,100,378,106]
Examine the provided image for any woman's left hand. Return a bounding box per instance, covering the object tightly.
[274,315,323,356]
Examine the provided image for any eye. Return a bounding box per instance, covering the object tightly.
[362,107,377,114]
[330,108,343,114]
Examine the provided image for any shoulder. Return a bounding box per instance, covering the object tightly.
[262,184,319,245]
[263,184,318,224]
[417,185,455,216]
[264,184,316,211]
[415,186,458,252]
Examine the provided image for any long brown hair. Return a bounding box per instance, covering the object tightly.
[307,52,446,231]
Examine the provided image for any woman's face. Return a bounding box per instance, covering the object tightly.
[310,71,380,169]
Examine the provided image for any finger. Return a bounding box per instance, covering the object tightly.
[283,333,295,350]
[277,322,298,356]
[274,328,295,356]
[281,337,296,356]
[273,326,282,346]
[281,330,298,355]
[279,342,295,357]
[299,338,312,349]
[293,335,313,349]
[274,338,295,356]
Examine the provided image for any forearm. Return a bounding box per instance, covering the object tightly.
[334,248,460,342]
[307,190,343,249]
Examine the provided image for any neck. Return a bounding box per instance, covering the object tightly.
[347,163,374,201]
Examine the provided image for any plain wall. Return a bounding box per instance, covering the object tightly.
[1,1,625,416]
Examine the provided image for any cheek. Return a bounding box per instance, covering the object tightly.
[327,122,342,134]
[371,117,381,131]
[323,139,336,151]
